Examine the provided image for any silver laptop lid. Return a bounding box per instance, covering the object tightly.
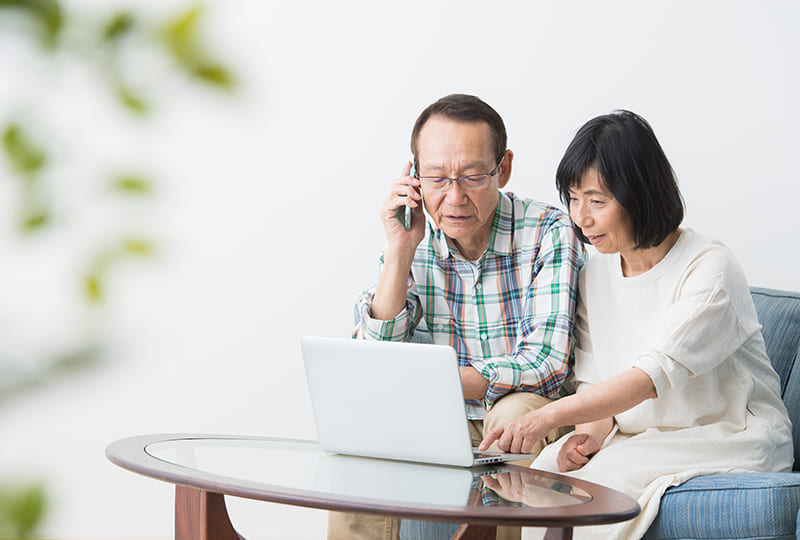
[301,336,476,467]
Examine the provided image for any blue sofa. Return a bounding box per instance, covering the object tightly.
[401,286,800,539]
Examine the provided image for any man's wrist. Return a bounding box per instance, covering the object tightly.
[382,245,416,269]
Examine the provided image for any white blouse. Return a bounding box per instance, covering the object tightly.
[574,228,790,437]
[525,229,792,540]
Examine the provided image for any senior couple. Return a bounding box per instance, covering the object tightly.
[333,94,792,540]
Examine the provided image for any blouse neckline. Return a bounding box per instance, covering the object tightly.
[613,228,690,287]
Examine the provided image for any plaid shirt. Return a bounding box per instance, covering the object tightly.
[355,192,586,419]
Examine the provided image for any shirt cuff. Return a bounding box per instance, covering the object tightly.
[361,305,412,342]
[468,357,497,382]
[634,350,688,398]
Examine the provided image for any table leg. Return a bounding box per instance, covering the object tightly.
[452,524,572,540]
[543,527,573,540]
[451,524,496,540]
[175,485,243,540]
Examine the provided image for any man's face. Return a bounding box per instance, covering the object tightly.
[416,116,510,257]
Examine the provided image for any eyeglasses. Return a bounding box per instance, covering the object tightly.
[415,155,505,192]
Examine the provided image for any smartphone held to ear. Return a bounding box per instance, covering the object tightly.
[395,160,416,230]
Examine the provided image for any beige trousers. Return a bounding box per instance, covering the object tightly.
[327,392,569,540]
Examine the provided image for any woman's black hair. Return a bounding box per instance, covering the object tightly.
[555,110,684,249]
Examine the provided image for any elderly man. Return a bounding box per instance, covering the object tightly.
[331,94,586,540]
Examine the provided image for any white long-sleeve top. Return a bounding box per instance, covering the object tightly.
[575,228,791,441]
[526,229,792,540]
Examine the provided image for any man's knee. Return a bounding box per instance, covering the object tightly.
[483,392,552,433]
[482,392,569,462]
[327,512,400,540]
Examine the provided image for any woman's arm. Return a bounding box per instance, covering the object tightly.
[479,367,656,454]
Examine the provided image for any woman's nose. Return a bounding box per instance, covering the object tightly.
[571,201,591,228]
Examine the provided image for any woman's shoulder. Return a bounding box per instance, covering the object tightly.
[672,229,755,305]
[674,229,735,279]
[579,229,744,291]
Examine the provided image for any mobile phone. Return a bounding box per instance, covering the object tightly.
[395,160,416,230]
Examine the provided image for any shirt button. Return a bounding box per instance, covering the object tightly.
[481,334,488,341]
[475,283,482,290]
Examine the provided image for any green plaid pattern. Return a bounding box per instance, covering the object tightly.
[355,192,586,419]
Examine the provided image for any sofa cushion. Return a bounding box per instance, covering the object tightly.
[643,472,800,540]
[750,287,800,471]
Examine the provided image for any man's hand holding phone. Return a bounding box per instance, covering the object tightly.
[370,161,426,321]
[380,161,425,258]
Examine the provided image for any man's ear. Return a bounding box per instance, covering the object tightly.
[497,149,513,189]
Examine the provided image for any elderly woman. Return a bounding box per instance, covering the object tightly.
[480,110,793,539]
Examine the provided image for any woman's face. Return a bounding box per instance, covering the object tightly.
[567,167,636,255]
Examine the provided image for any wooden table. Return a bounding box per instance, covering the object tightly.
[105,434,639,540]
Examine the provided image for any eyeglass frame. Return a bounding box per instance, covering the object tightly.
[413,154,506,191]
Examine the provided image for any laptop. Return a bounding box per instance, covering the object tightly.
[300,336,538,467]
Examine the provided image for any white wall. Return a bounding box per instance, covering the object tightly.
[1,1,798,539]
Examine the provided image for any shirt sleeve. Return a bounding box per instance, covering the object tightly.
[633,245,755,396]
[352,254,423,342]
[470,219,586,406]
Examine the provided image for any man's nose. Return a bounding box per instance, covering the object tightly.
[445,179,467,202]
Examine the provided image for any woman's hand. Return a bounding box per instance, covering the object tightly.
[556,433,601,472]
[479,409,554,454]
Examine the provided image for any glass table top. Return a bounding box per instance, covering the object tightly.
[145,437,592,510]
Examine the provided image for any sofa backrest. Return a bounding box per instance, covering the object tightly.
[750,287,800,471]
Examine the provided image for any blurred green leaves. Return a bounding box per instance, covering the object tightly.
[2,124,46,178]
[97,5,237,115]
[112,175,152,195]
[0,0,239,95]
[2,123,51,233]
[0,347,101,405]
[160,5,235,90]
[84,238,156,304]
[0,483,46,539]
[0,0,63,48]
[102,11,134,42]
[1,2,236,534]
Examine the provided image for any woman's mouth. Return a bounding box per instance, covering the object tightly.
[588,234,605,245]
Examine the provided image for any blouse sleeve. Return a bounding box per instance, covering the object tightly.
[633,245,757,397]
[573,276,601,393]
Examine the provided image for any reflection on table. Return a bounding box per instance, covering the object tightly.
[481,470,592,508]
[145,437,592,511]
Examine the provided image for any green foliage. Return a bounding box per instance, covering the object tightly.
[115,86,149,115]
[2,123,52,233]
[0,347,101,404]
[159,4,235,90]
[112,175,152,195]
[102,11,134,42]
[84,237,156,304]
[192,62,234,88]
[0,2,235,534]
[0,0,63,48]
[2,123,46,178]
[20,209,49,232]
[0,483,47,539]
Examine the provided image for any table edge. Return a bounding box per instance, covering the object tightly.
[105,433,640,527]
